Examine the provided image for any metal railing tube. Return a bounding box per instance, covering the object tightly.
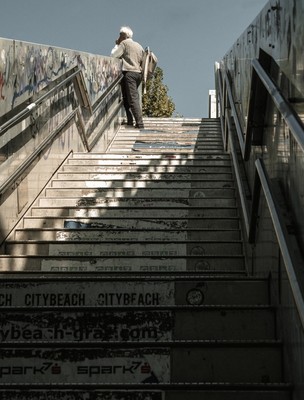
[252,58,304,153]
[0,68,81,136]
[223,70,245,155]
[0,110,77,197]
[226,114,250,236]
[255,158,304,329]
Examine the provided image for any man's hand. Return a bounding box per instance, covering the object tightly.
[116,32,127,45]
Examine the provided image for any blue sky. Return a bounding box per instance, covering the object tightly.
[0,0,268,117]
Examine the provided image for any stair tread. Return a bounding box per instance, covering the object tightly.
[14,228,241,232]
[0,339,283,346]
[0,382,292,387]
[0,273,261,280]
[6,239,244,243]
[0,304,273,309]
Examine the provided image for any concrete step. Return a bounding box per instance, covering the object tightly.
[0,306,276,343]
[21,216,240,230]
[109,147,225,153]
[0,342,283,384]
[0,255,246,273]
[5,240,244,257]
[112,136,224,143]
[30,206,239,218]
[112,142,224,149]
[52,177,235,204]
[109,133,225,151]
[65,158,232,167]
[70,155,228,161]
[70,152,229,159]
[62,167,233,179]
[37,197,237,207]
[43,189,235,200]
[49,181,235,192]
[0,277,270,307]
[62,167,233,177]
[0,389,291,400]
[13,228,241,241]
[43,188,236,200]
[55,173,234,183]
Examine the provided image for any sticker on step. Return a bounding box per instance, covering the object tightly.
[41,259,187,272]
[0,311,173,342]
[0,281,175,307]
[0,348,170,384]
[48,243,182,257]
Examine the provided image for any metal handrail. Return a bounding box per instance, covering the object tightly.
[0,68,81,135]
[0,68,123,136]
[0,68,123,197]
[226,115,250,236]
[215,63,226,145]
[222,69,246,156]
[0,111,77,197]
[252,59,304,153]
[92,74,123,113]
[255,158,304,328]
[216,61,304,330]
[216,66,250,235]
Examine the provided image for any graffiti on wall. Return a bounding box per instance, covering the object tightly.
[0,38,121,116]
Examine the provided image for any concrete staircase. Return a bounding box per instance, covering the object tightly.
[0,118,291,399]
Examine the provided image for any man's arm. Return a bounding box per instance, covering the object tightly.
[111,43,124,57]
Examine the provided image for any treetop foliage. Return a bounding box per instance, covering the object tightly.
[142,67,175,117]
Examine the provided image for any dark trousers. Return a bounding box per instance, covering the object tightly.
[121,71,143,126]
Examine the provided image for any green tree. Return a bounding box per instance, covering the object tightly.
[142,67,175,117]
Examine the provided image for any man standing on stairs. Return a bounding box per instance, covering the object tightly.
[111,26,145,129]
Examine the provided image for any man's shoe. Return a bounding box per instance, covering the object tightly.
[135,124,144,129]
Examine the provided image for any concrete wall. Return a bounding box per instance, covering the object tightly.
[222,0,304,252]
[220,0,304,397]
[0,38,121,117]
[0,38,122,243]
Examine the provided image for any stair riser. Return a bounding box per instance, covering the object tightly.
[5,242,243,257]
[0,346,282,384]
[114,134,222,139]
[31,208,239,218]
[0,256,246,273]
[57,172,234,181]
[0,280,268,307]
[64,167,231,173]
[51,181,235,188]
[0,309,275,343]
[66,159,231,166]
[0,390,290,400]
[45,188,236,199]
[38,198,237,207]
[117,143,224,148]
[111,148,225,153]
[69,153,228,160]
[166,392,291,400]
[23,218,240,230]
[14,230,241,241]
[115,142,224,148]
[62,169,234,179]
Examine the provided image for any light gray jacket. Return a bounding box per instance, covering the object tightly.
[111,38,144,73]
